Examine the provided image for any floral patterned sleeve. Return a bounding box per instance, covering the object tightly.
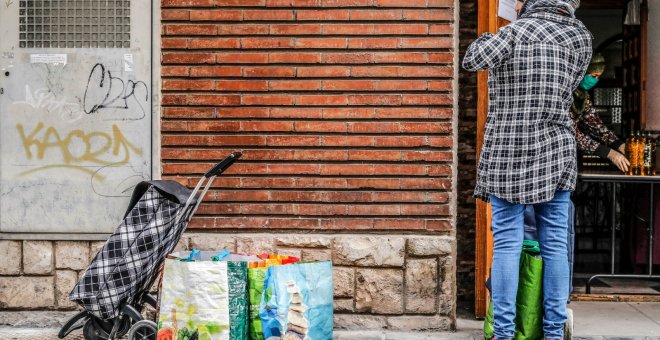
[580,95,622,148]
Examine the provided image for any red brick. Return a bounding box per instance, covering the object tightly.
[268,164,319,175]
[373,164,427,176]
[162,79,214,91]
[162,38,188,49]
[347,94,402,106]
[401,150,453,162]
[428,80,452,91]
[375,0,426,7]
[348,150,400,161]
[379,23,428,34]
[320,219,373,230]
[241,204,295,215]
[427,165,452,176]
[429,136,453,147]
[428,52,454,63]
[218,24,269,35]
[297,66,350,77]
[320,164,374,176]
[297,9,350,21]
[162,107,213,118]
[293,150,348,161]
[210,135,268,146]
[188,38,241,49]
[162,0,213,7]
[241,94,294,105]
[295,95,349,106]
[241,37,295,49]
[162,9,190,21]
[428,0,454,7]
[270,24,322,35]
[374,80,427,91]
[188,94,242,106]
[375,219,426,230]
[241,177,297,188]
[296,204,347,216]
[401,37,453,49]
[402,94,452,105]
[402,9,453,21]
[266,0,321,6]
[322,136,373,147]
[164,24,217,35]
[270,107,323,118]
[190,10,242,21]
[322,108,375,119]
[216,53,269,64]
[426,219,452,231]
[267,218,321,229]
[373,52,427,63]
[269,80,321,91]
[216,0,266,5]
[350,9,402,20]
[162,66,190,76]
[213,217,269,229]
[182,121,241,132]
[400,122,452,134]
[373,191,427,202]
[430,23,454,35]
[400,178,450,190]
[294,121,347,133]
[374,107,430,119]
[323,0,372,6]
[266,135,322,146]
[162,53,215,64]
[321,53,374,64]
[348,37,399,49]
[162,94,187,105]
[324,191,371,202]
[190,66,242,77]
[348,205,400,216]
[243,66,296,77]
[240,121,294,132]
[269,53,321,63]
[346,178,400,190]
[296,178,348,189]
[322,24,373,35]
[295,38,347,49]
[322,80,374,91]
[243,10,295,21]
[215,80,269,91]
[374,136,427,147]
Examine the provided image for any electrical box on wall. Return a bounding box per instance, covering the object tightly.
[0,0,153,234]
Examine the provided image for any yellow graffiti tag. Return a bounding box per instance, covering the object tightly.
[16,122,142,179]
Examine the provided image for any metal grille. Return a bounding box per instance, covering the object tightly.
[19,0,131,49]
[593,87,623,106]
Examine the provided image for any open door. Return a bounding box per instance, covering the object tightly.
[475,0,510,318]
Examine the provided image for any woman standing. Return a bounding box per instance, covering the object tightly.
[571,53,630,173]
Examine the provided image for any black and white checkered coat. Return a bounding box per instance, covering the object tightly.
[463,0,593,204]
[69,182,193,319]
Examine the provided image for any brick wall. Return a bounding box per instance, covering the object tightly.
[158,0,459,331]
[160,0,456,233]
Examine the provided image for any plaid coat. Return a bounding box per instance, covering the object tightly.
[463,0,593,204]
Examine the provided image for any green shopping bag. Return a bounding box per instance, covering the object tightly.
[484,240,544,340]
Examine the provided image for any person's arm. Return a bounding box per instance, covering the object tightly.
[580,96,625,150]
[462,25,515,71]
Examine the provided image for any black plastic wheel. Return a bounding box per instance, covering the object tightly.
[82,318,109,340]
[127,320,158,340]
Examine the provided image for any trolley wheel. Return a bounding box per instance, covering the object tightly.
[565,307,574,340]
[82,318,109,340]
[113,316,133,338]
[128,320,158,340]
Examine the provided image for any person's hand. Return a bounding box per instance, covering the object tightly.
[618,143,626,155]
[608,149,630,173]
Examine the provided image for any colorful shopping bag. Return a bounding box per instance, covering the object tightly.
[259,261,333,340]
[484,240,544,340]
[157,251,258,340]
[248,255,300,340]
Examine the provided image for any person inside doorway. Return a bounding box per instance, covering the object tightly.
[462,0,592,339]
[571,53,630,173]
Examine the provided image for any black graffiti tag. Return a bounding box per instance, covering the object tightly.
[83,63,149,119]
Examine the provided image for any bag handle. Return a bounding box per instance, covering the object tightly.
[204,152,242,178]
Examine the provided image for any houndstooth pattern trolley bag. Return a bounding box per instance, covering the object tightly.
[69,181,195,320]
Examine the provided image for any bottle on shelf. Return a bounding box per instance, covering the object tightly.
[645,131,657,176]
[625,128,637,175]
[634,130,644,176]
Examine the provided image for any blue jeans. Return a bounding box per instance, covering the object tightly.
[490,191,571,339]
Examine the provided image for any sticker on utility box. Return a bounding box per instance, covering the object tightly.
[30,54,67,65]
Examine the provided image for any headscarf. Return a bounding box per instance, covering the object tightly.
[519,0,580,18]
[573,53,606,113]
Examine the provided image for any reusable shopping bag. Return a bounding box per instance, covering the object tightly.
[248,255,300,340]
[259,261,333,340]
[484,240,544,340]
[157,251,258,340]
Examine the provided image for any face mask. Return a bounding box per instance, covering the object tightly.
[579,75,599,90]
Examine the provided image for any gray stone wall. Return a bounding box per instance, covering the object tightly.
[0,234,456,331]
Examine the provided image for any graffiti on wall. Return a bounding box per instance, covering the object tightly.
[83,63,149,120]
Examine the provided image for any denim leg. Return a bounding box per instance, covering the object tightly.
[534,191,571,339]
[489,195,525,339]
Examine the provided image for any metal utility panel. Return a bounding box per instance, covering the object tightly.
[0,0,153,234]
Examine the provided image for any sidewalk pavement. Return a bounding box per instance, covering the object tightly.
[0,302,658,339]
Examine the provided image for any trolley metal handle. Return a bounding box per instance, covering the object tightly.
[204,152,242,178]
